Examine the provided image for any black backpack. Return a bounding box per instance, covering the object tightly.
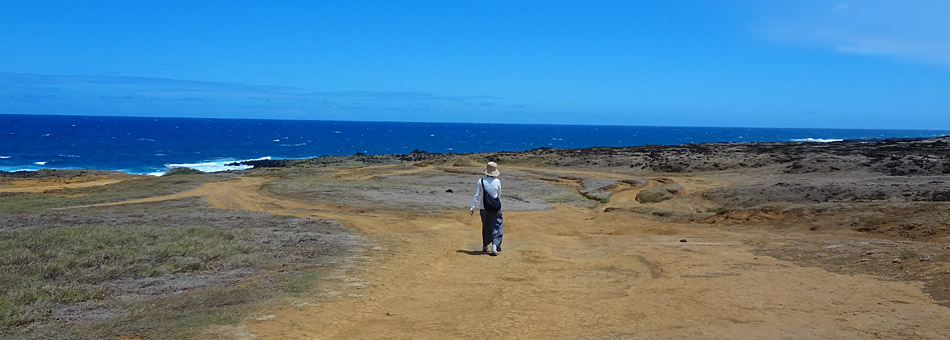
[481,178,501,212]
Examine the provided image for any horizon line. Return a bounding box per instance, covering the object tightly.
[3,112,950,133]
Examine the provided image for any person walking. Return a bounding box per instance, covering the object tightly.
[471,161,503,256]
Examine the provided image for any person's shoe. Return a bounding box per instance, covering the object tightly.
[496,245,501,252]
[490,245,498,256]
[482,246,489,252]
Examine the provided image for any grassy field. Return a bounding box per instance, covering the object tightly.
[0,225,254,330]
[0,174,360,339]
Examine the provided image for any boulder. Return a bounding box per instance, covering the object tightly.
[636,183,684,203]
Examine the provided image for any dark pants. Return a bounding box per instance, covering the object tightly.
[479,209,503,249]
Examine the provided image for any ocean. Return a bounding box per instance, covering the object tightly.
[2,114,949,175]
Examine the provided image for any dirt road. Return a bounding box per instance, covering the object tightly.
[79,166,950,339]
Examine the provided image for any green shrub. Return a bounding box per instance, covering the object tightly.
[163,167,206,176]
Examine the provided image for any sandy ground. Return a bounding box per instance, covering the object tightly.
[47,165,947,339]
[9,159,948,339]
[0,176,128,194]
[237,168,949,340]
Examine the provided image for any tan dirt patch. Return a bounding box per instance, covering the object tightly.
[76,165,950,339]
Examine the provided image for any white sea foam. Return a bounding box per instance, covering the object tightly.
[790,138,844,143]
[0,167,38,172]
[34,161,47,165]
[160,156,272,175]
[0,156,10,159]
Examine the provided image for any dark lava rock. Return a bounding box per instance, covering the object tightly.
[226,159,291,168]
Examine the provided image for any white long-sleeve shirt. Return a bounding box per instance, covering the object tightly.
[471,176,501,210]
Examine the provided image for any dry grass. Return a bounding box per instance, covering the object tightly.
[0,190,359,339]
[0,225,255,332]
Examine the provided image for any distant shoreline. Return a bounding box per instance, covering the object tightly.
[5,135,948,178]
[4,114,950,175]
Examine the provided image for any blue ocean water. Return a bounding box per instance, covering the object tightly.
[2,114,949,175]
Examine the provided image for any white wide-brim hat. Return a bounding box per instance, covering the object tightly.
[484,161,500,177]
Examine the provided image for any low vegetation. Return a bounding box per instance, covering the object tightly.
[0,225,254,331]
[0,191,358,339]
[163,167,206,176]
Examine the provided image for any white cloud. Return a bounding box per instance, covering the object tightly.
[832,3,850,11]
[833,34,950,64]
[0,72,502,119]
[756,1,950,67]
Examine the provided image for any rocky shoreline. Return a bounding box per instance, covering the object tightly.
[226,136,950,175]
[6,136,948,179]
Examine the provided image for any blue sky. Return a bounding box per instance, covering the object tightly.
[1,0,948,129]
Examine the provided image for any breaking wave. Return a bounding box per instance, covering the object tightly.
[790,138,844,143]
[156,156,272,175]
